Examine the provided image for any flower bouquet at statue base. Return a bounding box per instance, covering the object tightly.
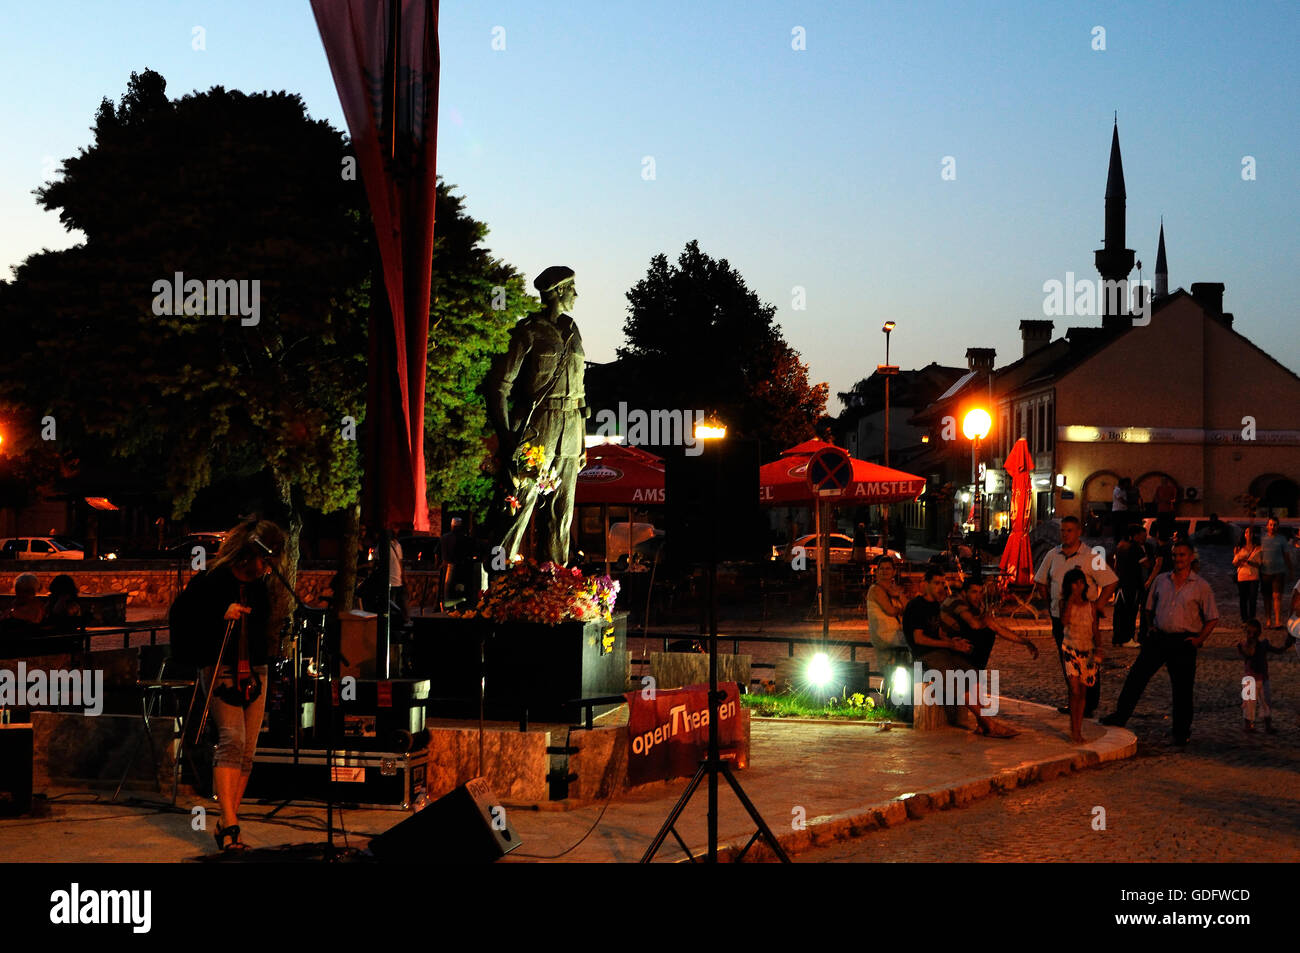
[452,559,620,638]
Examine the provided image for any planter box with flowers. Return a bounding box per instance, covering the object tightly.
[410,561,628,723]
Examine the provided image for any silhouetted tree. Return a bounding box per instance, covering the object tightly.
[617,240,826,452]
[0,69,528,617]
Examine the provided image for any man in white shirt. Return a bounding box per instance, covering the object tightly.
[1101,541,1218,745]
[1033,515,1118,717]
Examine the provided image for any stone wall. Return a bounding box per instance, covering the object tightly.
[0,567,440,612]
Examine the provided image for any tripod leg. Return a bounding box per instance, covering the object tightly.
[720,762,791,863]
[113,690,155,801]
[639,762,708,863]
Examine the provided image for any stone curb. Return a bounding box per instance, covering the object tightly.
[688,696,1138,863]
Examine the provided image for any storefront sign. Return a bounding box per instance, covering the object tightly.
[1060,425,1300,446]
[624,682,740,785]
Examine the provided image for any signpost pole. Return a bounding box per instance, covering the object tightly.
[814,496,823,617]
[821,497,831,652]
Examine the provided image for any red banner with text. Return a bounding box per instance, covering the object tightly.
[624,682,742,785]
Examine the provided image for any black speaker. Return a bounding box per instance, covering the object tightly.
[368,777,521,862]
[665,437,765,565]
[0,724,33,817]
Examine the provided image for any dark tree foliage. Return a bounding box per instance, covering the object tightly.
[0,69,528,565]
[617,240,826,452]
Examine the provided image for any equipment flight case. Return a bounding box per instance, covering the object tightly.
[247,745,429,810]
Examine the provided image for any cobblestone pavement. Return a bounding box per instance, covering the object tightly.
[796,542,1300,862]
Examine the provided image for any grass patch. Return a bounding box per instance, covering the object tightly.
[742,689,901,721]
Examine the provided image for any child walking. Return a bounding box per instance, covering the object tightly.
[1238,618,1295,733]
[1061,568,1101,744]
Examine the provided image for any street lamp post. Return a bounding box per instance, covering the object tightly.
[962,408,992,567]
[879,321,897,550]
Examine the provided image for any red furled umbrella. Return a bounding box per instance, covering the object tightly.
[759,440,926,506]
[998,437,1035,585]
[576,443,665,505]
[312,0,439,532]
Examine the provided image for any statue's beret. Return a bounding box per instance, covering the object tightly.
[534,265,576,293]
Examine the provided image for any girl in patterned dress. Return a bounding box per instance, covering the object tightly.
[1061,568,1101,744]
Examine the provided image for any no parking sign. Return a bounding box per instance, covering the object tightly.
[806,446,852,497]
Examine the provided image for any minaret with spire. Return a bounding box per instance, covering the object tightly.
[1154,217,1168,299]
[1095,116,1136,330]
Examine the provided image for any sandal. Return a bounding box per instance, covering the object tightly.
[215,822,247,852]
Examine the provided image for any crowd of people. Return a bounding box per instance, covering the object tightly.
[865,511,1300,746]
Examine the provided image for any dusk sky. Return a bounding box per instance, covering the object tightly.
[2,0,1296,407]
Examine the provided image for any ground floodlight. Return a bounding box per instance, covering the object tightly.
[891,665,911,698]
[807,652,833,687]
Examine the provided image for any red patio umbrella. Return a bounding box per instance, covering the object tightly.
[759,440,926,506]
[575,443,666,505]
[576,442,666,576]
[998,437,1035,585]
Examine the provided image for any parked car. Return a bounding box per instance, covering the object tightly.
[0,537,86,560]
[778,533,902,564]
[163,532,228,560]
[52,535,121,561]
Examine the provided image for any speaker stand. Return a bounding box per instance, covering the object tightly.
[640,561,789,863]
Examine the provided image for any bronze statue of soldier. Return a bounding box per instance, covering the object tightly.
[485,265,588,565]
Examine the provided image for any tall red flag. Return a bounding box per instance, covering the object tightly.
[311,0,438,532]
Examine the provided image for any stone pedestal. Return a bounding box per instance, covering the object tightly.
[409,611,629,723]
[422,723,550,802]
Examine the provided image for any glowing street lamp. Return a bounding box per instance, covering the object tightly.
[962,408,991,442]
[962,408,992,543]
[694,414,727,441]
